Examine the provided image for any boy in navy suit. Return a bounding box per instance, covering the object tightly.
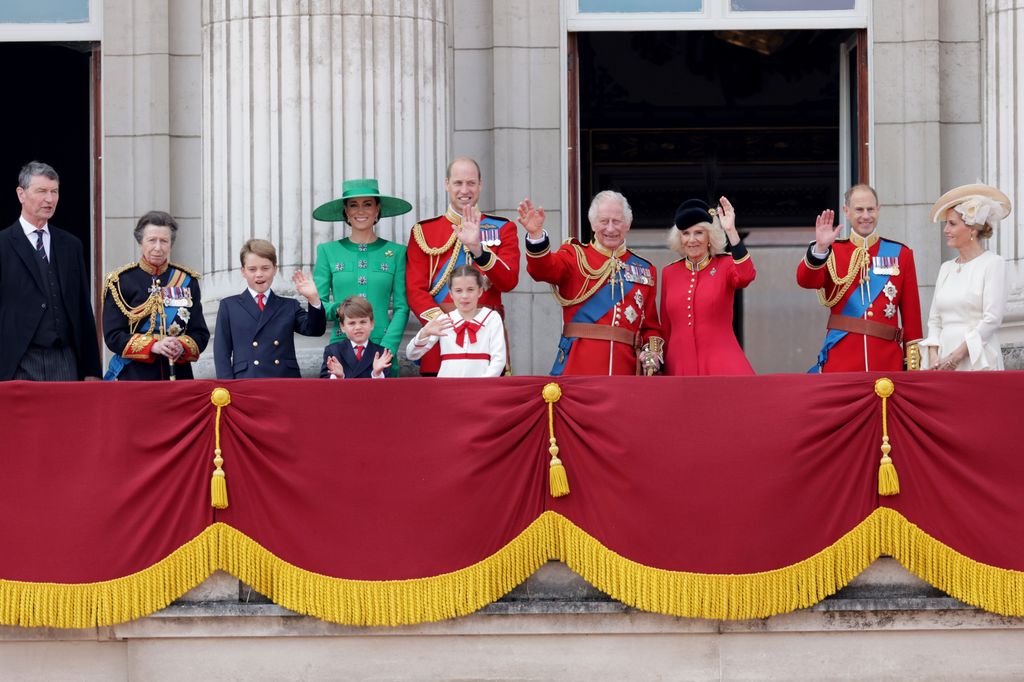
[321,296,393,379]
[214,239,327,378]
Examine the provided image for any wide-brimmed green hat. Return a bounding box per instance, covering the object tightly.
[312,178,413,222]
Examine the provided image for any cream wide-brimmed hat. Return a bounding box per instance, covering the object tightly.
[929,183,1012,228]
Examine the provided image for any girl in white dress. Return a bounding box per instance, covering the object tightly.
[922,184,1012,371]
[406,265,507,377]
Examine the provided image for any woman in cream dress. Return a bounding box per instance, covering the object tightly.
[922,184,1012,371]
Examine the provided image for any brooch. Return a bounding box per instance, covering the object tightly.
[385,249,394,258]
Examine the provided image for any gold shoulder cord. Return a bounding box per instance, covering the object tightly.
[413,224,465,298]
[817,246,868,308]
[550,243,618,307]
[105,270,164,335]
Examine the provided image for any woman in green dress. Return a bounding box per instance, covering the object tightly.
[313,179,413,373]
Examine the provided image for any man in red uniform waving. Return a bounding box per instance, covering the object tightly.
[797,184,923,373]
[518,191,663,376]
[405,157,520,375]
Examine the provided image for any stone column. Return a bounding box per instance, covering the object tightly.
[200,0,448,301]
[984,0,1024,366]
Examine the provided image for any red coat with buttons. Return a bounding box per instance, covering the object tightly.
[796,236,922,372]
[661,252,756,376]
[526,237,662,376]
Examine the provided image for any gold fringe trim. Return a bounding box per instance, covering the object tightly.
[4,510,1024,628]
[0,526,219,629]
[215,518,556,627]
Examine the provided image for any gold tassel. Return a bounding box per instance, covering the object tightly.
[543,383,569,498]
[210,387,232,509]
[874,378,899,496]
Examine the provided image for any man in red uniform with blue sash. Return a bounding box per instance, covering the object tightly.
[519,191,663,376]
[797,184,922,372]
[405,157,520,375]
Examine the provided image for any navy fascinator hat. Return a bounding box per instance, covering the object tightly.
[674,198,716,231]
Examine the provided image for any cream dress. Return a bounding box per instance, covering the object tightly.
[406,307,506,378]
[921,251,1007,370]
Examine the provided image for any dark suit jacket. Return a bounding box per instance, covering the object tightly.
[320,339,388,379]
[0,220,101,380]
[215,290,327,378]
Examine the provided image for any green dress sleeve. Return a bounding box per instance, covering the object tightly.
[313,242,340,324]
[381,243,409,354]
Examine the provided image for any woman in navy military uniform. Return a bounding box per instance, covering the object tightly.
[103,211,209,380]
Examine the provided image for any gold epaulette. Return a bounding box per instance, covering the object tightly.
[170,262,202,279]
[104,261,140,286]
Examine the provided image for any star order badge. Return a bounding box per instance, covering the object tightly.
[634,290,644,308]
[884,302,897,319]
[883,281,897,301]
[624,305,638,323]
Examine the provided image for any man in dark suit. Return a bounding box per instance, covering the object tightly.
[0,161,101,381]
[214,239,326,378]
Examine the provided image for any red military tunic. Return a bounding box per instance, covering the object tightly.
[405,206,520,374]
[661,246,756,376]
[526,236,662,376]
[796,232,923,372]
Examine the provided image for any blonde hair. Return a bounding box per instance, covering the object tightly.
[667,219,727,257]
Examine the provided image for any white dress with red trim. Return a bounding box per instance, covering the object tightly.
[405,306,507,378]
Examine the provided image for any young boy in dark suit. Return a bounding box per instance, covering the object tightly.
[321,296,393,379]
[214,239,327,378]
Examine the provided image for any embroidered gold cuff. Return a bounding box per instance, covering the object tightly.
[178,335,201,362]
[123,333,156,361]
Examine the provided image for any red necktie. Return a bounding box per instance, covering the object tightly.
[256,293,265,311]
[454,319,483,346]
[355,345,364,362]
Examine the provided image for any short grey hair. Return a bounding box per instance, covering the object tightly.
[134,210,179,245]
[587,190,633,226]
[19,161,59,190]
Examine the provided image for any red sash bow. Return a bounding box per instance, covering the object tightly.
[454,319,483,347]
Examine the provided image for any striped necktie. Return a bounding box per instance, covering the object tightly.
[34,229,47,263]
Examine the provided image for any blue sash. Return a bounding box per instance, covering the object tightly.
[809,240,901,373]
[104,270,191,380]
[550,251,644,376]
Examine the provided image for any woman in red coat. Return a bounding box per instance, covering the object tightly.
[660,197,756,376]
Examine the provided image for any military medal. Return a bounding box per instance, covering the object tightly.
[873,256,900,276]
[481,226,501,247]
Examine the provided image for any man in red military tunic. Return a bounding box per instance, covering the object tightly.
[518,191,663,376]
[405,157,520,375]
[797,184,923,372]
